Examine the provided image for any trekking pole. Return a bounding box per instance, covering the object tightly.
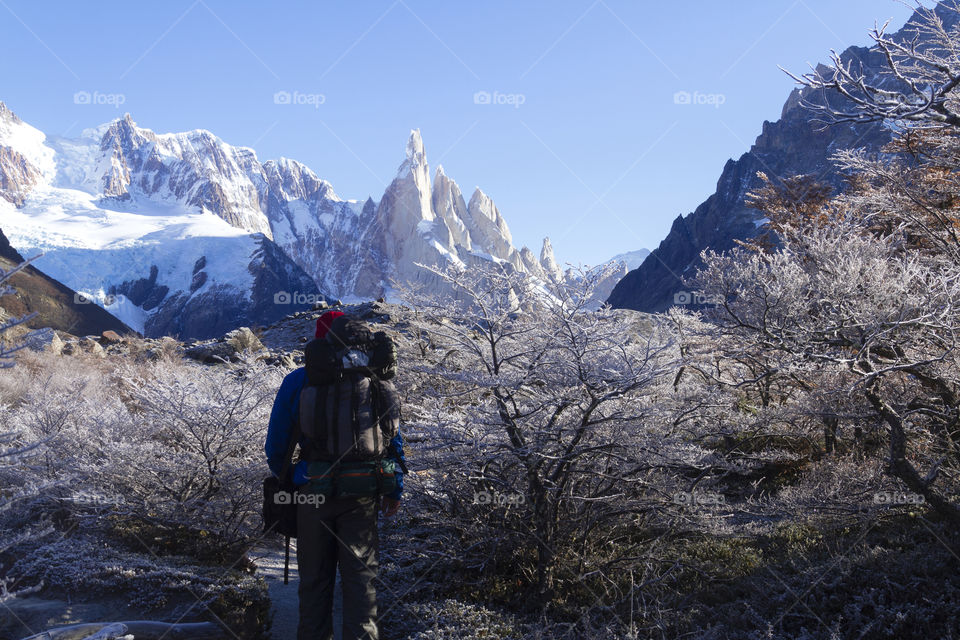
[284,536,291,585]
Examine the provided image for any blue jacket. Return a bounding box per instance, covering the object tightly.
[265,367,405,500]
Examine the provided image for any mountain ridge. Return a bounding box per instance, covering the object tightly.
[607,3,960,312]
[0,106,578,337]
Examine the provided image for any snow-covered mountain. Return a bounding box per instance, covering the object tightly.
[0,104,559,338]
[0,106,320,338]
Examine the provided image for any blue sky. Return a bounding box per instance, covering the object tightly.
[0,0,917,266]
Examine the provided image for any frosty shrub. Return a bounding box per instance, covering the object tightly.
[0,417,51,604]
[0,347,281,613]
[108,357,282,556]
[397,261,685,609]
[0,256,54,603]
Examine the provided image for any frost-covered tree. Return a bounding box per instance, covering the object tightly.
[0,346,281,615]
[786,1,960,129]
[398,262,681,606]
[701,1,960,522]
[0,256,52,603]
[694,207,960,522]
[107,358,282,553]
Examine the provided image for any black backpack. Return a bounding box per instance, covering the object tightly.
[304,316,397,384]
[300,316,400,462]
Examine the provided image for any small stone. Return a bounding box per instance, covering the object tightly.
[100,330,124,344]
[48,332,65,355]
[79,337,105,357]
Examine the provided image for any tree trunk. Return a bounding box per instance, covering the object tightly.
[865,385,960,524]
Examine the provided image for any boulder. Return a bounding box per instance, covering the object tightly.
[225,326,264,353]
[78,337,105,357]
[100,330,124,344]
[48,332,64,355]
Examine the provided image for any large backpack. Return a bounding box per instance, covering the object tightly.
[304,316,397,384]
[299,316,400,462]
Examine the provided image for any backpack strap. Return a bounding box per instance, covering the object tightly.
[278,394,302,483]
[279,392,301,585]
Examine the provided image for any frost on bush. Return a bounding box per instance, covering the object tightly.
[8,534,265,613]
[0,347,280,616]
[107,358,282,553]
[0,256,56,603]
[395,262,707,608]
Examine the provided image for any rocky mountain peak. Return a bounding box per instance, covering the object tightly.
[405,128,426,164]
[1,112,545,336]
[398,128,430,185]
[432,165,471,250]
[0,101,21,125]
[264,157,338,202]
[540,236,561,278]
[466,188,515,260]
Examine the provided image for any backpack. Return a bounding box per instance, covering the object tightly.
[299,316,400,463]
[304,316,398,384]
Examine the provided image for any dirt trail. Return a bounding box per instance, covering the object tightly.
[253,542,343,640]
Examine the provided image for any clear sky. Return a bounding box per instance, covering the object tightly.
[0,0,918,266]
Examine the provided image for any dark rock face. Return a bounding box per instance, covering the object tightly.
[136,235,319,340]
[608,7,959,313]
[609,116,888,311]
[0,228,133,337]
[111,265,169,311]
[610,83,888,312]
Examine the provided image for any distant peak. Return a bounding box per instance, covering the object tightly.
[0,101,21,124]
[393,129,433,191]
[273,156,305,171]
[435,164,446,177]
[104,113,137,133]
[406,128,425,164]
[540,237,560,275]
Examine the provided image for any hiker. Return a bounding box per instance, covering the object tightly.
[265,310,407,640]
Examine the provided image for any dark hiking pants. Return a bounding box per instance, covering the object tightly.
[297,495,379,640]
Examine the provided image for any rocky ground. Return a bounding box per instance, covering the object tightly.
[31,300,400,366]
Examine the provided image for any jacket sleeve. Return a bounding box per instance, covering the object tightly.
[265,368,306,479]
[376,379,406,500]
[386,432,406,501]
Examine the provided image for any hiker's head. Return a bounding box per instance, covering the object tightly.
[315,310,345,340]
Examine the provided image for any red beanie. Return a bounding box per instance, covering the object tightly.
[315,310,345,339]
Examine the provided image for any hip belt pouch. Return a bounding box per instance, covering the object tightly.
[308,460,398,497]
